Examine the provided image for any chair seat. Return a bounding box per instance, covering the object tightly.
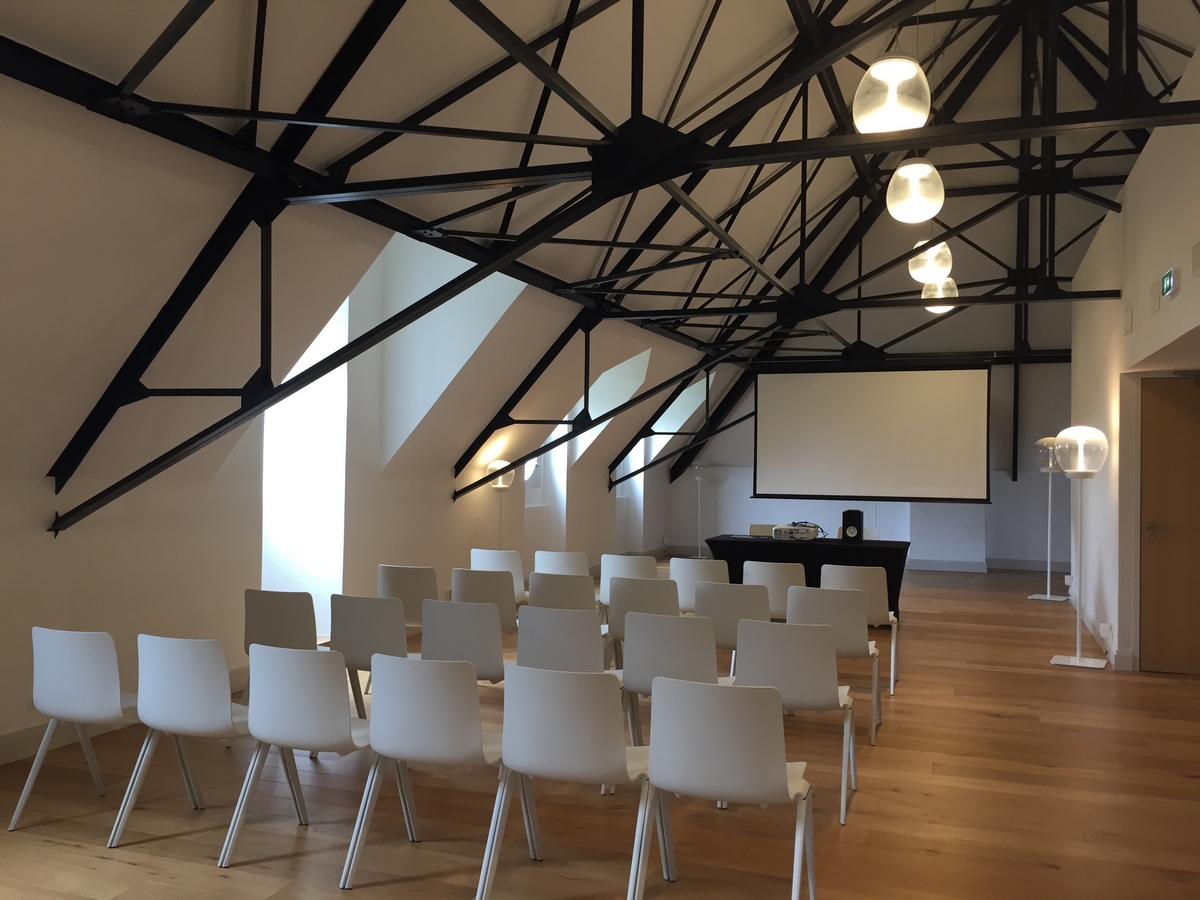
[717,675,736,686]
[482,730,502,766]
[230,702,250,735]
[120,692,140,724]
[337,719,371,755]
[786,761,811,801]
[610,669,624,687]
[838,685,852,710]
[624,744,650,781]
[869,640,878,657]
[405,624,422,637]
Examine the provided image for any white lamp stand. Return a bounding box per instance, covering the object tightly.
[694,468,705,558]
[1029,436,1067,602]
[1050,427,1108,670]
[487,460,514,549]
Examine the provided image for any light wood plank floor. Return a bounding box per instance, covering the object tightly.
[2,569,1198,899]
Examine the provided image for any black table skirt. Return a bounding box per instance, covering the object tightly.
[704,534,911,616]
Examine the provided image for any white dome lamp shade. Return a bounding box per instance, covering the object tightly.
[909,240,952,284]
[887,160,945,223]
[487,459,515,491]
[1053,426,1108,478]
[1050,425,1109,670]
[922,277,957,313]
[1033,437,1061,473]
[853,56,931,133]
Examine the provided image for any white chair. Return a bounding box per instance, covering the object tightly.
[743,561,808,620]
[421,599,505,683]
[377,564,437,634]
[330,594,410,719]
[470,549,527,606]
[108,636,251,848]
[668,557,729,613]
[516,606,605,673]
[599,554,658,606]
[527,572,596,611]
[748,524,775,536]
[9,628,138,831]
[788,586,882,745]
[218,644,371,868]
[244,588,317,652]
[735,620,856,824]
[694,581,770,676]
[453,568,518,633]
[622,612,724,746]
[606,576,679,669]
[340,655,538,889]
[477,664,675,900]
[533,550,590,576]
[820,564,897,694]
[631,677,813,900]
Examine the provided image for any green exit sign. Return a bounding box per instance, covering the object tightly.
[1162,268,1177,299]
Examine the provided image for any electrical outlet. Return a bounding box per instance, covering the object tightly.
[1064,574,1073,587]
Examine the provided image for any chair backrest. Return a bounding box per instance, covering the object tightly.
[244,589,316,653]
[607,576,679,642]
[516,606,604,673]
[648,677,791,805]
[368,655,487,767]
[452,567,518,633]
[421,599,505,683]
[247,644,354,750]
[533,550,590,576]
[694,582,771,651]
[137,635,234,736]
[31,627,125,724]
[786,586,872,658]
[820,564,890,625]
[527,572,596,611]
[622,612,718,696]
[748,524,775,536]
[734,620,841,711]
[470,549,525,605]
[742,561,807,619]
[377,564,438,625]
[599,553,657,605]
[330,594,409,671]
[668,557,729,613]
[501,664,630,785]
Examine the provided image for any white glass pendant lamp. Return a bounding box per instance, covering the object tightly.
[922,277,957,313]
[853,56,932,133]
[1029,437,1067,602]
[1050,426,1109,670]
[887,161,945,223]
[909,240,952,284]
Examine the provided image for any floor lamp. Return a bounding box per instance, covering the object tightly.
[1050,426,1108,670]
[487,459,514,548]
[1029,437,1068,601]
[694,467,705,558]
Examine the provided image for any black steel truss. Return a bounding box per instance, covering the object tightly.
[5,0,1192,528]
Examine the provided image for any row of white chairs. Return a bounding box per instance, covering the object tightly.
[12,627,817,898]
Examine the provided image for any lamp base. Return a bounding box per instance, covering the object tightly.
[1050,654,1107,669]
[1028,593,1069,601]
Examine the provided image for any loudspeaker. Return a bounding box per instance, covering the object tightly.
[842,509,864,542]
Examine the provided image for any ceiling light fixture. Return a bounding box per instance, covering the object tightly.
[909,240,952,284]
[922,277,957,313]
[887,160,944,223]
[852,56,931,133]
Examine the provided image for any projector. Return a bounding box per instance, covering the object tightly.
[772,523,820,541]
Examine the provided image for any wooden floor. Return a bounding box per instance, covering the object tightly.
[3,569,1199,900]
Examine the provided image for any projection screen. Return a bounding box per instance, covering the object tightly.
[754,369,990,501]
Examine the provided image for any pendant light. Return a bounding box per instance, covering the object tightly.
[922,277,957,313]
[887,160,944,223]
[909,240,952,284]
[852,56,931,133]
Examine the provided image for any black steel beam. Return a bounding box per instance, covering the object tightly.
[751,348,1072,373]
[668,369,754,479]
[611,411,754,488]
[115,0,215,95]
[607,377,695,474]
[453,308,600,476]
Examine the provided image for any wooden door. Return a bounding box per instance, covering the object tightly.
[1141,377,1200,674]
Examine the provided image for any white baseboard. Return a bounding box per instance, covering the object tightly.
[907,558,988,573]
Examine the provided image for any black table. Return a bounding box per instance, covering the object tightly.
[705,534,911,615]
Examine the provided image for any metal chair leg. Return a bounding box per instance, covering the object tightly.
[349,668,367,719]
[340,753,384,889]
[654,786,676,881]
[76,724,106,795]
[9,719,59,831]
[107,729,160,848]
[278,747,308,825]
[626,781,656,900]
[172,734,204,810]
[476,767,515,900]
[394,759,421,842]
[218,740,269,867]
[890,620,898,695]
[517,773,542,861]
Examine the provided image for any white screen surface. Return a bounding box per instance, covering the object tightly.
[755,369,989,501]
